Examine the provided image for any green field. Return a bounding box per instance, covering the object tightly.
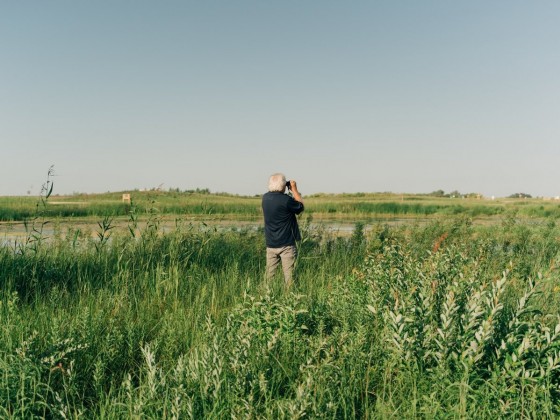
[2,192,560,418]
[2,190,560,222]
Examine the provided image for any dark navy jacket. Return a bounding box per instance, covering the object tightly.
[262,192,304,248]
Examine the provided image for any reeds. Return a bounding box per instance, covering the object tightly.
[1,213,560,417]
[4,189,560,222]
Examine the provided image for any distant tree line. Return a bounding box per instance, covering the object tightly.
[428,190,481,198]
[430,190,535,199]
[167,187,211,195]
[507,192,532,199]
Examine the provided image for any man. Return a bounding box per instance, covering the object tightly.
[262,173,304,287]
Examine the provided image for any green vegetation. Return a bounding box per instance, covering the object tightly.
[3,190,560,222]
[0,192,262,221]
[2,190,560,417]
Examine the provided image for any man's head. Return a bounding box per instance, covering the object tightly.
[268,173,286,192]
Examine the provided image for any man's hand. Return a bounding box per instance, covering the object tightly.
[289,180,303,204]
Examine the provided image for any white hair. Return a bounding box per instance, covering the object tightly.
[268,173,286,192]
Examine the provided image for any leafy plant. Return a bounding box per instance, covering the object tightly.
[20,165,55,254]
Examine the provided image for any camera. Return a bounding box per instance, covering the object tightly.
[286,180,291,190]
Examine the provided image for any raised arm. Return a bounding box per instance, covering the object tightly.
[289,180,303,204]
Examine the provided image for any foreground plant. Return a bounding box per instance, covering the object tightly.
[2,217,560,417]
[362,236,560,417]
[19,165,55,254]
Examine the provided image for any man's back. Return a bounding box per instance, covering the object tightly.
[262,191,304,248]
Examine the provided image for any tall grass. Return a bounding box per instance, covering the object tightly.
[4,190,560,221]
[1,211,560,417]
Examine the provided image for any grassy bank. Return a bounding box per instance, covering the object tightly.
[3,191,560,222]
[2,210,560,417]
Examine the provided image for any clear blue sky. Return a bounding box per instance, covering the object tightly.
[2,1,559,198]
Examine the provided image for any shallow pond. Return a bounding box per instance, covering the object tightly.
[0,216,431,247]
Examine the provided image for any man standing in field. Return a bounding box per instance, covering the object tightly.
[262,173,304,287]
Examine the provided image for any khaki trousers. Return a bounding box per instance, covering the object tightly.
[266,245,297,285]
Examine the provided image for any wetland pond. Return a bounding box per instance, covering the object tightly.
[0,216,435,247]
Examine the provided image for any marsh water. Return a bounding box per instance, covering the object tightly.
[0,216,434,247]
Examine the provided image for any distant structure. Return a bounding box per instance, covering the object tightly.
[122,193,131,203]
